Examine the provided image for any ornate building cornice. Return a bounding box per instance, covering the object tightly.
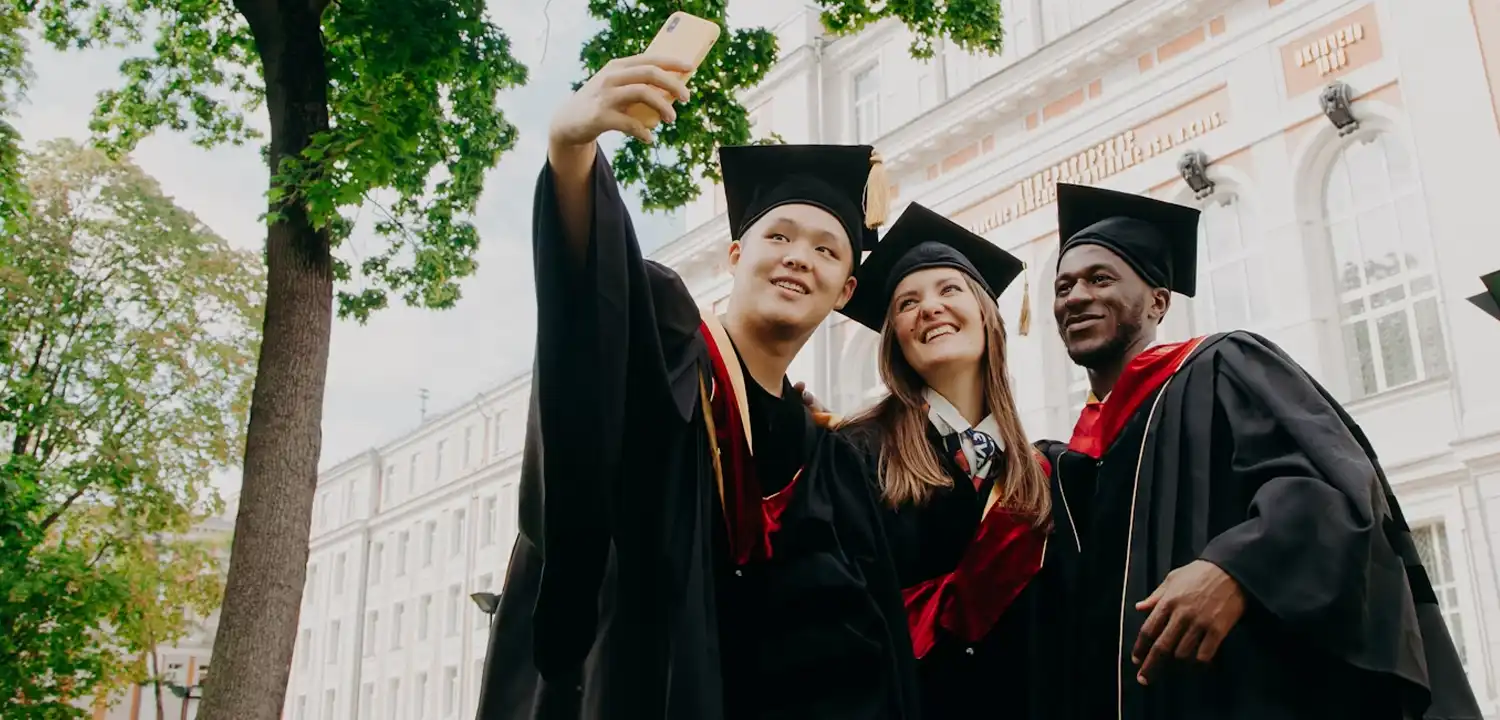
[877,0,1228,175]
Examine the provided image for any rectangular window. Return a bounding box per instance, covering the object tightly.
[424,521,437,567]
[415,673,429,719]
[334,552,346,595]
[371,542,384,585]
[493,410,509,454]
[388,679,401,720]
[852,65,881,143]
[364,611,378,657]
[392,602,405,649]
[322,689,335,720]
[451,510,466,557]
[361,684,375,718]
[917,72,936,111]
[295,695,307,720]
[1414,522,1468,667]
[383,465,395,506]
[471,658,485,709]
[443,666,459,716]
[327,620,340,664]
[305,564,319,605]
[299,628,312,668]
[408,453,420,493]
[446,584,461,636]
[420,593,433,641]
[463,426,474,468]
[435,439,447,482]
[397,530,409,576]
[483,416,493,462]
[482,497,497,546]
[500,484,519,553]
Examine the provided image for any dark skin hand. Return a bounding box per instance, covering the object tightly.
[1132,559,1247,685]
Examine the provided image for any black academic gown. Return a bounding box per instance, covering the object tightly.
[1036,330,1481,720]
[842,422,1075,720]
[475,149,919,720]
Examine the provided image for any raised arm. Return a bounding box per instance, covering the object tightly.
[524,54,699,689]
[544,55,691,267]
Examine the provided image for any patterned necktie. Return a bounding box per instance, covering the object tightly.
[963,428,999,484]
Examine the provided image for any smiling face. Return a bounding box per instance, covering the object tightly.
[727,203,858,338]
[1052,243,1170,369]
[888,267,988,380]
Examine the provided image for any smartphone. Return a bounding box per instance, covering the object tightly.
[625,11,722,128]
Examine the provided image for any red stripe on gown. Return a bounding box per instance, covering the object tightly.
[1067,338,1204,459]
[904,452,1053,658]
[698,321,802,565]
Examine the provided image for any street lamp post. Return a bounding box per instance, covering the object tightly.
[166,681,204,720]
[470,591,500,630]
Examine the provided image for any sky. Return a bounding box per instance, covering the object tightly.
[13,2,723,486]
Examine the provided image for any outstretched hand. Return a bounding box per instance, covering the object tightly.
[548,53,694,149]
[1131,560,1246,685]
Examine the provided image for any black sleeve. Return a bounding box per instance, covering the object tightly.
[526,148,702,682]
[1196,333,1425,679]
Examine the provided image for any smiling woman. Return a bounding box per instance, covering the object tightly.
[835,202,1060,720]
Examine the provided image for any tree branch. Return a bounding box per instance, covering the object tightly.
[88,540,115,569]
[38,486,88,535]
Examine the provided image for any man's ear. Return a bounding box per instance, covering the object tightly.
[833,274,858,310]
[728,240,742,270]
[1150,287,1172,321]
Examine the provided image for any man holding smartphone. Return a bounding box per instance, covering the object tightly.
[475,50,919,720]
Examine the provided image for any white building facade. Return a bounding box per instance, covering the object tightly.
[292,0,1500,716]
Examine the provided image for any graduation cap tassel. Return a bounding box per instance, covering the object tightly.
[864,151,890,228]
[1018,264,1032,337]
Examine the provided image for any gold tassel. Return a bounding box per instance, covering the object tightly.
[864,150,890,228]
[1018,263,1032,337]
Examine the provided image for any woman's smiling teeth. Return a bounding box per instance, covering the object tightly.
[922,324,958,343]
[772,278,810,295]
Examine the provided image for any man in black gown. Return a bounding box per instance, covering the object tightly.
[475,53,918,720]
[1468,270,1499,321]
[1037,183,1481,720]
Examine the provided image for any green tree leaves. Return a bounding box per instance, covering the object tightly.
[579,0,1003,211]
[0,141,258,716]
[25,0,528,321]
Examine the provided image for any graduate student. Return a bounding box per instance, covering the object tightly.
[1468,270,1499,321]
[1038,183,1481,720]
[835,204,1073,719]
[476,53,918,720]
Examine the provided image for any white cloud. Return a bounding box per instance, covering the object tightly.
[15,2,688,489]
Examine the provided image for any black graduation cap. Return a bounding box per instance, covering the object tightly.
[719,143,890,259]
[1056,183,1201,297]
[1468,270,1500,322]
[840,203,1025,333]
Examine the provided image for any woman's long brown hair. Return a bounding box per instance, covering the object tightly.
[846,275,1051,525]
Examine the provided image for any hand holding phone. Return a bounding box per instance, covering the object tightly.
[623,12,722,128]
[547,12,719,149]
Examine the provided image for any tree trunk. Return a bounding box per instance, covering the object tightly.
[150,651,165,720]
[197,1,334,719]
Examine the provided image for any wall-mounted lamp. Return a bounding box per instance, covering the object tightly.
[1319,81,1359,136]
[1177,149,1215,200]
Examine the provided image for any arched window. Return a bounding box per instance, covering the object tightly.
[1322,133,1447,399]
[1195,193,1271,333]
